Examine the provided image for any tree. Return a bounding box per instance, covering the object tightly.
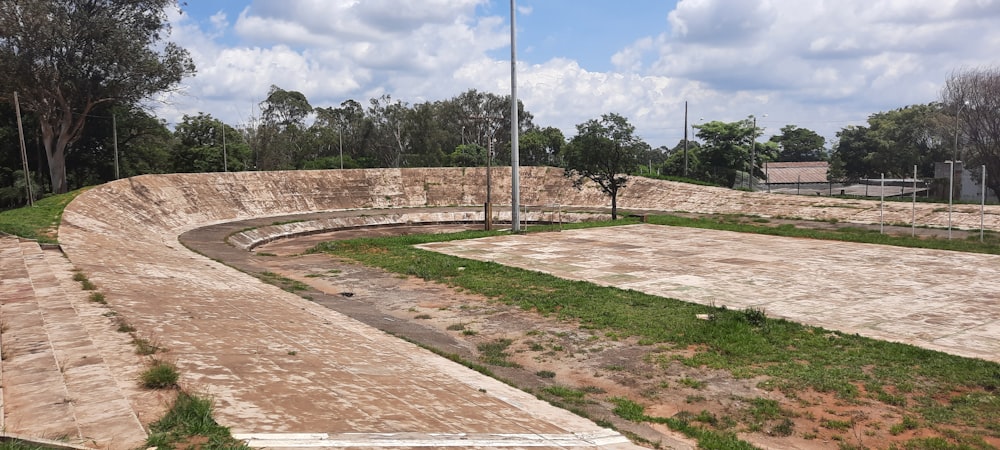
[659,140,702,178]
[257,85,312,170]
[694,118,760,187]
[563,113,647,219]
[449,144,487,167]
[942,66,1000,200]
[171,113,250,173]
[0,0,194,193]
[770,125,827,162]
[829,104,949,181]
[519,127,564,166]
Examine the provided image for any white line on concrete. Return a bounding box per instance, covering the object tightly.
[234,431,633,448]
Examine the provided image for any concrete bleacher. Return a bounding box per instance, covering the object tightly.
[0,236,147,449]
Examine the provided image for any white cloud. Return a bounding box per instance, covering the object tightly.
[156,0,1000,151]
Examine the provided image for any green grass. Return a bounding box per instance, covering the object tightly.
[609,397,759,448]
[145,392,248,449]
[0,189,85,243]
[0,442,52,450]
[115,318,137,333]
[141,360,179,389]
[647,214,1000,255]
[476,338,520,368]
[540,385,588,404]
[256,271,310,292]
[88,292,107,304]
[310,226,1000,439]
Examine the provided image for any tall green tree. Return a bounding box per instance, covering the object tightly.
[694,118,760,187]
[829,104,949,181]
[257,85,312,170]
[563,113,648,219]
[770,125,827,162]
[172,113,250,173]
[519,127,565,166]
[0,0,194,193]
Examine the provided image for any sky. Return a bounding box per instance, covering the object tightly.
[155,0,1000,149]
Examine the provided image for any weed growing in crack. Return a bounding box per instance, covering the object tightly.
[141,360,179,389]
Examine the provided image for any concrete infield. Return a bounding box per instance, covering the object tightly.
[6,166,993,448]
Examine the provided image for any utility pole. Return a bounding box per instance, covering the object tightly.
[113,114,120,179]
[486,137,493,231]
[14,92,33,206]
[222,124,228,172]
[683,101,689,177]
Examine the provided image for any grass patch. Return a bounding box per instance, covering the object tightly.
[609,397,758,448]
[88,292,107,304]
[115,317,136,333]
[132,336,163,355]
[141,359,179,389]
[145,392,247,449]
[256,271,310,292]
[310,224,1000,438]
[536,370,556,378]
[72,270,98,290]
[679,377,707,389]
[540,385,587,404]
[477,338,520,368]
[821,418,853,432]
[0,189,85,243]
[890,416,920,435]
[0,441,55,450]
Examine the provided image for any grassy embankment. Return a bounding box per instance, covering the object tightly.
[0,190,84,243]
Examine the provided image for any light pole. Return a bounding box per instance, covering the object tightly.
[949,100,970,240]
[510,0,521,232]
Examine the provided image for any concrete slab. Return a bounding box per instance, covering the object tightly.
[419,224,1000,363]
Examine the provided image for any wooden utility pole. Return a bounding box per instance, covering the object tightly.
[113,114,120,179]
[14,92,34,206]
[683,101,689,177]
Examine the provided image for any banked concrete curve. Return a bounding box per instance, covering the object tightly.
[55,168,1000,448]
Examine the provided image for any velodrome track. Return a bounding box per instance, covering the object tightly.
[2,167,999,448]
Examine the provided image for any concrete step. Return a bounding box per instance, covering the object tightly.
[0,237,147,449]
[1,236,80,441]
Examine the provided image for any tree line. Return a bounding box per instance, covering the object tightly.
[2,1,1000,211]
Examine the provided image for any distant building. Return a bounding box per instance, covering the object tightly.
[933,161,999,203]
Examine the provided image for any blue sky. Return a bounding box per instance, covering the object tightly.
[159,0,1000,148]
